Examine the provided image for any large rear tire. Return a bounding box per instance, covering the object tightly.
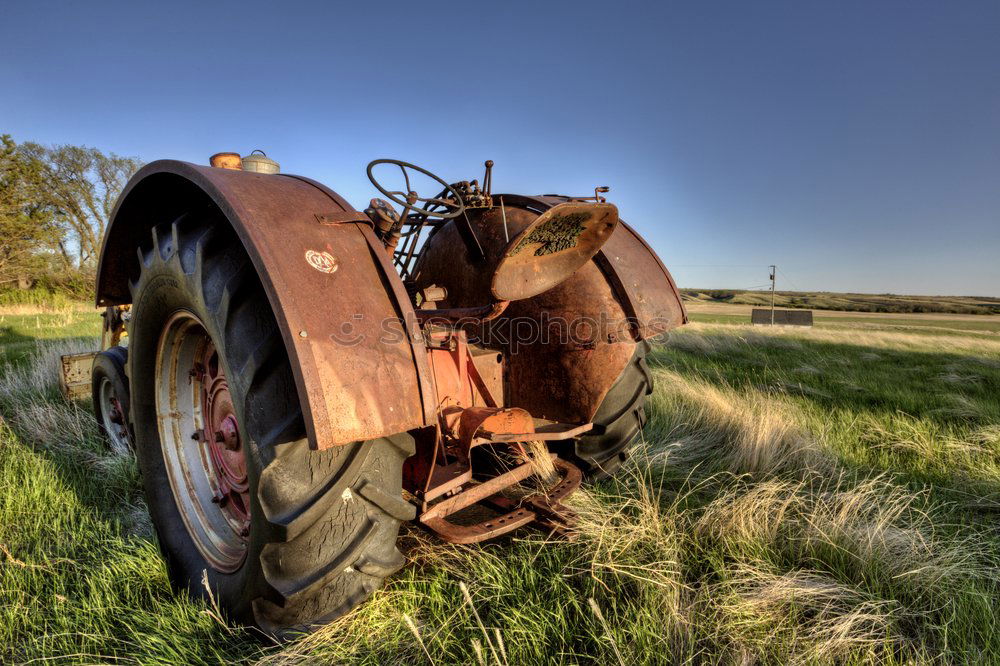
[568,341,653,481]
[127,212,414,635]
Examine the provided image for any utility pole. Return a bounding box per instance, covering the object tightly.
[769,265,776,325]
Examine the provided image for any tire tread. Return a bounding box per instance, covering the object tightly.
[131,215,412,635]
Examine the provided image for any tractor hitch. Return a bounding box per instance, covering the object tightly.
[402,325,590,544]
[419,454,582,544]
[408,402,589,544]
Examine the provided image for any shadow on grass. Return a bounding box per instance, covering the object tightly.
[651,329,1000,502]
[0,325,99,366]
[654,331,1000,428]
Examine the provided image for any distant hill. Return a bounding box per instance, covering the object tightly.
[680,289,1000,315]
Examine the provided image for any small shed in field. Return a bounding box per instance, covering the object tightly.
[751,309,814,327]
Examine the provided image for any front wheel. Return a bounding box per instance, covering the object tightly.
[128,213,414,635]
[92,346,131,454]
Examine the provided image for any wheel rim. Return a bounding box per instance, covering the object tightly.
[98,375,130,454]
[155,311,250,572]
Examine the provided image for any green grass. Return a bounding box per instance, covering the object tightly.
[682,289,1000,315]
[1,313,1000,663]
[816,315,1000,333]
[0,312,101,365]
[687,309,1000,335]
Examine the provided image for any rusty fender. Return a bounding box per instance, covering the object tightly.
[412,194,686,424]
[96,160,434,449]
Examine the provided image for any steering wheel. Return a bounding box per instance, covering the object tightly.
[366,159,466,220]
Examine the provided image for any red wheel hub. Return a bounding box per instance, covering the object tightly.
[197,343,251,534]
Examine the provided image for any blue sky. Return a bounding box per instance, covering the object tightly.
[2,1,998,296]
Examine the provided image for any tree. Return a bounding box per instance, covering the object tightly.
[19,141,142,268]
[0,135,60,287]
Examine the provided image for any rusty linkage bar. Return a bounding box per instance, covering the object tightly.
[404,327,588,543]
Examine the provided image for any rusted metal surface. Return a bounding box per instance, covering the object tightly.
[499,195,686,420]
[404,330,499,500]
[421,453,583,544]
[412,194,685,424]
[454,405,535,449]
[407,327,586,543]
[420,454,540,523]
[469,346,504,408]
[594,219,687,338]
[424,329,501,413]
[483,457,582,536]
[96,160,433,449]
[492,202,619,301]
[412,204,531,305]
[412,202,621,306]
[209,152,242,170]
[419,459,541,544]
[501,194,688,336]
[314,210,372,226]
[415,300,510,326]
[486,421,593,443]
[499,269,638,423]
[421,502,536,544]
[59,351,97,400]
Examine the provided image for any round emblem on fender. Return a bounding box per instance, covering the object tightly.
[305,250,338,274]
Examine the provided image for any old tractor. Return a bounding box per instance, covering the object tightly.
[63,153,686,634]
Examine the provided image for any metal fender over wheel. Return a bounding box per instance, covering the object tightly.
[569,341,653,481]
[127,212,415,635]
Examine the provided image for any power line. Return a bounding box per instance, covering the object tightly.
[776,267,802,292]
[669,264,771,268]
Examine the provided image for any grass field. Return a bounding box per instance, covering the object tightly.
[686,302,1000,336]
[682,289,1000,316]
[2,306,1000,664]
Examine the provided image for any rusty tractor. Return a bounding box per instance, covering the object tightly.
[62,153,686,634]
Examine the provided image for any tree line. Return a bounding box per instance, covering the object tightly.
[0,134,141,298]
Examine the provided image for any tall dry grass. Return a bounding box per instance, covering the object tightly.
[0,338,140,512]
[0,338,97,443]
[643,368,831,478]
[253,359,993,664]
